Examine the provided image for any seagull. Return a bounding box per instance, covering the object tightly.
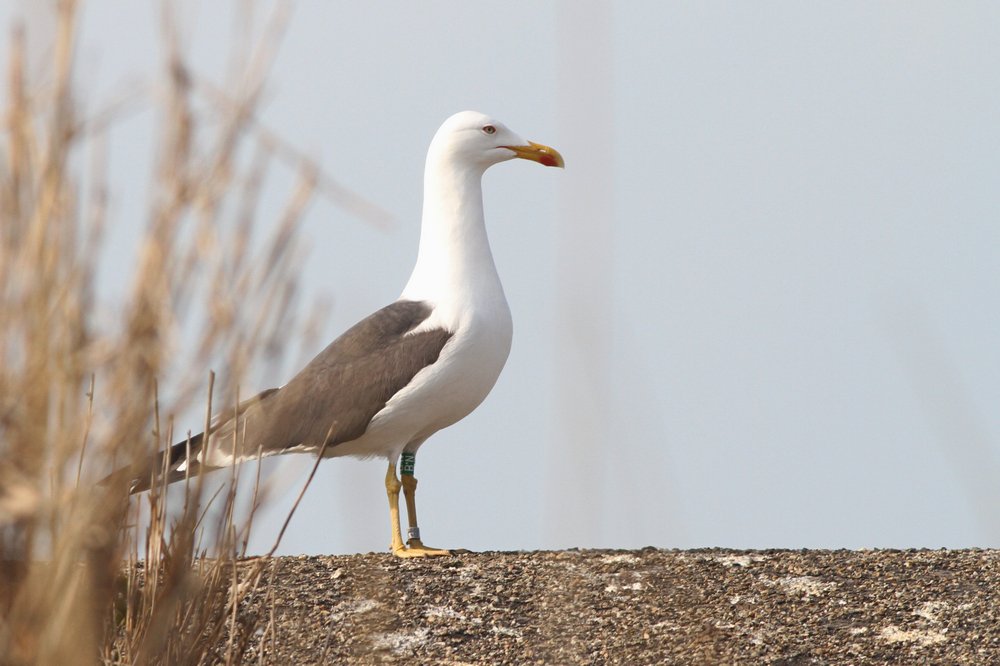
[120,111,563,557]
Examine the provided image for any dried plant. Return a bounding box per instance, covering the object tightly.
[0,2,380,663]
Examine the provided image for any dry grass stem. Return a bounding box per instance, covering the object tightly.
[0,2,372,663]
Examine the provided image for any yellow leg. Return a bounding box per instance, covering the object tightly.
[401,474,449,556]
[385,463,449,558]
[385,463,407,555]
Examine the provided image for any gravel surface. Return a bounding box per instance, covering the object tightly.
[239,548,1000,664]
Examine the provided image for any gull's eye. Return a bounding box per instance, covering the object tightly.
[482,125,497,135]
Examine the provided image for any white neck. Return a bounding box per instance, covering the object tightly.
[400,152,507,325]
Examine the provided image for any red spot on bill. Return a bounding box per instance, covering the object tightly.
[538,153,559,167]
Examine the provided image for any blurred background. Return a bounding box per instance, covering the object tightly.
[5,1,1000,554]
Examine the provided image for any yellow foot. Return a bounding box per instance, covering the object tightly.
[391,539,451,558]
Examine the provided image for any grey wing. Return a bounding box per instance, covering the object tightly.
[116,300,452,491]
[207,300,452,462]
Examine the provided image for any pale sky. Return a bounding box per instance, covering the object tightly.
[8,2,1000,554]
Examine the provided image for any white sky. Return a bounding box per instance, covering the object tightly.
[8,1,1000,553]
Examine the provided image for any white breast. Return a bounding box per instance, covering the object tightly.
[326,300,512,461]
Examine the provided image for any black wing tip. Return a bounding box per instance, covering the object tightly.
[98,432,206,495]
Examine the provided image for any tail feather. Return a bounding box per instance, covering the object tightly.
[128,432,205,494]
[99,432,205,494]
[100,386,281,494]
